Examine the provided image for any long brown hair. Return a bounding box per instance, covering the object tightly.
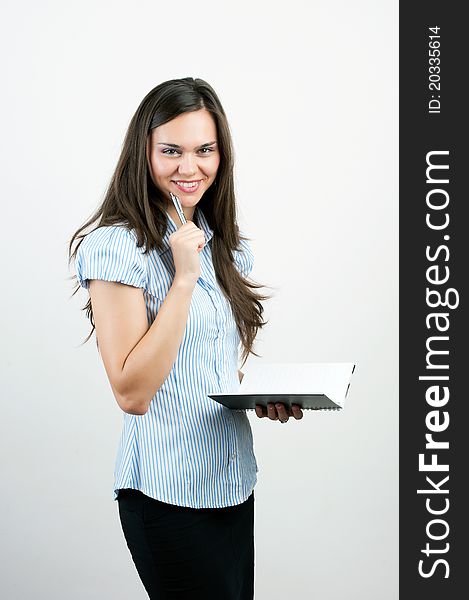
[68,77,272,367]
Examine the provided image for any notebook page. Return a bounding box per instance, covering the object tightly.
[237,362,355,407]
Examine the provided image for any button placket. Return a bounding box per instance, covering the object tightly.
[226,405,239,471]
[203,283,227,392]
[200,258,238,467]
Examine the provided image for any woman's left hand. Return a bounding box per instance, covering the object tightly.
[254,403,303,423]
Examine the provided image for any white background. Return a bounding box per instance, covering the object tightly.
[0,1,398,598]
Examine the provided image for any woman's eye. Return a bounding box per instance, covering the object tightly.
[162,148,179,156]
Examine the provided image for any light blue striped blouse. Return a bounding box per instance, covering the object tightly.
[75,205,258,508]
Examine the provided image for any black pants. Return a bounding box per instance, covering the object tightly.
[117,488,255,600]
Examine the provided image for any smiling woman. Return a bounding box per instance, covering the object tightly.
[67,77,275,600]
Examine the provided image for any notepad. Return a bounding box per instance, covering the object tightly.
[208,362,356,411]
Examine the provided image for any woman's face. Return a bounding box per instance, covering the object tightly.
[147,109,220,210]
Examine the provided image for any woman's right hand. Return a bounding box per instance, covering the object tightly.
[169,220,206,285]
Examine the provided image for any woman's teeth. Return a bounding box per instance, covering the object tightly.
[176,181,197,188]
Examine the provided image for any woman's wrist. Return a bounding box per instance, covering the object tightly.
[172,275,198,291]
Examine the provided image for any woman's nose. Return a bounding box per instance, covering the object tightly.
[178,153,198,176]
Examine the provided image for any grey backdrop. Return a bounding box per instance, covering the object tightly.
[0,1,398,598]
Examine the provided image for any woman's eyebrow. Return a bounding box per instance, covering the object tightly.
[156,141,218,149]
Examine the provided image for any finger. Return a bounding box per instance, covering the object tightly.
[275,403,289,423]
[267,403,278,421]
[178,227,205,244]
[292,404,304,420]
[187,231,206,247]
[170,229,205,250]
[255,405,266,418]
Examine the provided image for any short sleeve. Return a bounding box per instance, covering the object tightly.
[75,226,147,290]
[233,233,254,278]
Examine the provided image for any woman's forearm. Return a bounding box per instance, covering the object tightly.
[118,277,196,414]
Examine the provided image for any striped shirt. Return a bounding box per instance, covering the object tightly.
[75,205,258,508]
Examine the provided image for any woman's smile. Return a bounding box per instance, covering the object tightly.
[171,179,203,193]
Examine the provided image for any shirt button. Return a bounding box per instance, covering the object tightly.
[231,452,237,460]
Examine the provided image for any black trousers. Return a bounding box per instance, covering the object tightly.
[117,488,255,600]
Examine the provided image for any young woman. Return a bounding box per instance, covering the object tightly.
[69,77,303,600]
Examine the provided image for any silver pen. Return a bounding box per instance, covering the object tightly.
[169,191,205,251]
[169,191,187,226]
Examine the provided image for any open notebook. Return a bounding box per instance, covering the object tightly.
[208,362,356,411]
